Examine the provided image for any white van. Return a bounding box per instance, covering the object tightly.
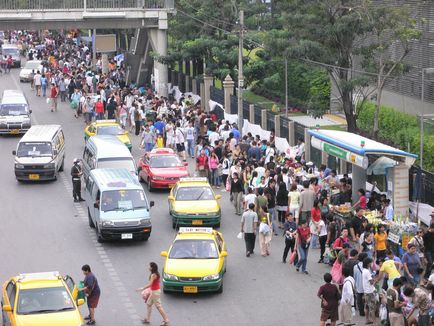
[12,125,66,181]
[1,44,21,67]
[0,89,31,135]
[85,168,154,242]
[82,136,137,181]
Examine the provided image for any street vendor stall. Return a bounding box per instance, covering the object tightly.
[308,129,417,217]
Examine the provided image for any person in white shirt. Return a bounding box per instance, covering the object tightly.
[295,137,305,161]
[33,71,42,96]
[264,144,275,164]
[243,187,257,210]
[185,121,196,158]
[174,122,186,161]
[340,268,355,326]
[362,257,377,325]
[384,199,394,221]
[254,163,266,179]
[208,128,220,147]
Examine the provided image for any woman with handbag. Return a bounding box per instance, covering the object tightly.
[136,262,170,326]
[258,212,272,256]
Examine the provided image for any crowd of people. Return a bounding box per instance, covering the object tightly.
[13,30,434,326]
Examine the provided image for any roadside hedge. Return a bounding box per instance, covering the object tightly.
[357,102,434,172]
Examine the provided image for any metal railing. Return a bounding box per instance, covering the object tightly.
[0,0,173,10]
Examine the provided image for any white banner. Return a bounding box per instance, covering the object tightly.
[409,201,433,226]
[209,100,223,112]
[168,85,201,105]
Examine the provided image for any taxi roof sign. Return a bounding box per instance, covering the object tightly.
[18,271,60,282]
[179,177,208,183]
[178,227,213,234]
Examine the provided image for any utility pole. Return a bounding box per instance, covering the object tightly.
[237,10,244,131]
[285,56,288,117]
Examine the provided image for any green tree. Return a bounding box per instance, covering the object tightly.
[358,3,422,138]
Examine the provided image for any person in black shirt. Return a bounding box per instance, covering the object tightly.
[282,213,297,263]
[71,158,84,202]
[423,223,434,279]
[350,208,365,245]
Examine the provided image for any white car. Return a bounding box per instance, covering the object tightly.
[19,60,42,82]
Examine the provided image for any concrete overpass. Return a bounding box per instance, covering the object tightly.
[0,0,175,96]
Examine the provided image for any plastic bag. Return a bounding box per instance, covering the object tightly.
[323,247,330,264]
[331,259,343,284]
[237,232,243,240]
[379,304,388,321]
[141,288,151,302]
[289,251,297,264]
[46,97,51,104]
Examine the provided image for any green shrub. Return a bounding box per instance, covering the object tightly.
[357,102,434,172]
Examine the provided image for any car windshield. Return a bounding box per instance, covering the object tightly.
[101,189,148,212]
[150,155,183,168]
[175,186,215,201]
[97,158,135,172]
[17,142,52,157]
[97,125,124,136]
[169,239,219,259]
[3,48,18,56]
[17,287,75,315]
[0,104,28,116]
[24,61,40,69]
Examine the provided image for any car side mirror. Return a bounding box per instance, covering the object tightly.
[183,162,188,166]
[168,196,175,201]
[53,149,58,156]
[160,251,168,257]
[2,304,12,312]
[12,150,16,156]
[93,202,99,209]
[29,109,32,114]
[150,201,155,208]
[220,251,228,258]
[215,194,222,200]
[77,298,85,306]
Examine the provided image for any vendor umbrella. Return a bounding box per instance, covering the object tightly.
[366,156,397,175]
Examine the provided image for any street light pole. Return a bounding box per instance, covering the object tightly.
[420,67,434,170]
[285,57,288,117]
[237,10,244,131]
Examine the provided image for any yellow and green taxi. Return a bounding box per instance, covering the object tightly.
[1,271,85,326]
[84,120,132,151]
[168,177,222,229]
[160,227,227,293]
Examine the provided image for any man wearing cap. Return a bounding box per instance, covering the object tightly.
[71,158,84,202]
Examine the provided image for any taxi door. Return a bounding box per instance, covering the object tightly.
[140,155,150,181]
[63,275,78,301]
[215,232,227,273]
[1,280,17,326]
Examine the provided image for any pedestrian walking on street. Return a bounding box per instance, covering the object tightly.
[136,262,170,325]
[71,158,84,202]
[33,70,41,96]
[282,213,297,263]
[295,220,311,274]
[339,267,355,326]
[50,82,59,112]
[230,172,244,215]
[78,264,101,325]
[258,214,272,256]
[241,203,258,257]
[317,272,341,326]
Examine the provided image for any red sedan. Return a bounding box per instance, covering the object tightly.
[138,150,189,191]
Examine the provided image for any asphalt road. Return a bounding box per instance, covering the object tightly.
[0,67,365,326]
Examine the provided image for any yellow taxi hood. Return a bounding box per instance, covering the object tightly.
[117,134,131,144]
[172,200,219,213]
[16,310,83,326]
[165,259,221,277]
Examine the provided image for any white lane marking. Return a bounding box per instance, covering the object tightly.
[58,173,140,323]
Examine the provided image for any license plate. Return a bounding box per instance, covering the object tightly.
[183,286,198,293]
[29,174,40,180]
[192,220,202,225]
[121,233,133,239]
[10,129,19,134]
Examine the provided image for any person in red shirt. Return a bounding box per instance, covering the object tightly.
[95,98,105,120]
[352,188,367,210]
[317,272,341,326]
[310,199,322,249]
[50,83,59,112]
[332,228,350,254]
[196,149,209,178]
[295,221,311,274]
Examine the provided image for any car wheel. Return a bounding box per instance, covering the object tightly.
[96,225,104,243]
[217,283,223,294]
[138,172,144,183]
[88,209,95,228]
[147,179,153,192]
